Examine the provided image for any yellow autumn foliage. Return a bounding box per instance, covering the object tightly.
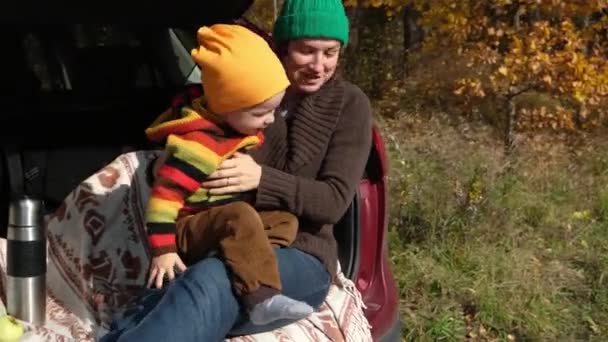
[346,0,608,130]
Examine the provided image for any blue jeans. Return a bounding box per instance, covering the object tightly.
[99,248,330,342]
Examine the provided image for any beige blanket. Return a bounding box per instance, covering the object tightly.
[0,151,371,342]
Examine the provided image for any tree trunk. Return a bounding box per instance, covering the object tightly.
[402,5,423,78]
[346,7,404,98]
[342,5,360,79]
[575,102,587,129]
[505,97,518,155]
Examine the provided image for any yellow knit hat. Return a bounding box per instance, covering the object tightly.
[191,24,290,114]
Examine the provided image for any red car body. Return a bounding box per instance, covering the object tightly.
[356,127,401,341]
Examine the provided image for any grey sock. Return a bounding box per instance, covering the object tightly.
[249,294,314,325]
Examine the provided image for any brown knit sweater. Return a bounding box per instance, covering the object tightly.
[250,78,373,278]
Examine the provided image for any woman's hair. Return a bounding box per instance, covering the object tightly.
[275,42,289,60]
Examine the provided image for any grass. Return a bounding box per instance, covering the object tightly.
[382,113,608,341]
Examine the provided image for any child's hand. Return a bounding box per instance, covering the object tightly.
[147,253,187,289]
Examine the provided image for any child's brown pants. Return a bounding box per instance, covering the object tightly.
[175,201,297,306]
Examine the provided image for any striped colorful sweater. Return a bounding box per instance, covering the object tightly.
[145,96,263,256]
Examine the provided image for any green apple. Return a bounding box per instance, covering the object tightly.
[0,315,24,342]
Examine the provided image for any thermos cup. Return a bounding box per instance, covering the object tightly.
[6,197,46,325]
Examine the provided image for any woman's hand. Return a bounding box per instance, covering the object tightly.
[202,152,262,195]
[147,253,187,289]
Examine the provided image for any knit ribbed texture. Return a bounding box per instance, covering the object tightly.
[273,0,350,46]
[252,78,373,278]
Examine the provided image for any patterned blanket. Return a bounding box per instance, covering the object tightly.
[0,151,372,341]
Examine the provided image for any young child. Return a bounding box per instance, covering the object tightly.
[144,24,313,325]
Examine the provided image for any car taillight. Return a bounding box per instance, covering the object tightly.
[372,126,389,179]
[356,125,389,294]
[356,125,400,339]
[356,178,384,293]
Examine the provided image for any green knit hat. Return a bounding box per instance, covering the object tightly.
[273,0,350,47]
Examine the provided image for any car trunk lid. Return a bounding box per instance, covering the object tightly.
[0,1,254,25]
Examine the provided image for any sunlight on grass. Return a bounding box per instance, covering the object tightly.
[384,116,608,340]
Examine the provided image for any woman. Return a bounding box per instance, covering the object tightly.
[101,0,372,340]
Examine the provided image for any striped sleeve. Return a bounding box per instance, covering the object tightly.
[145,130,262,256]
[145,134,223,256]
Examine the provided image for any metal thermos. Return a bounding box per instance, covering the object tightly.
[6,197,46,325]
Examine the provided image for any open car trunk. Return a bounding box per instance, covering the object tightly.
[0,7,362,280]
[0,4,402,341]
[0,1,254,234]
[0,1,254,25]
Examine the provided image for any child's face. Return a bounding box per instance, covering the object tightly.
[223,91,285,135]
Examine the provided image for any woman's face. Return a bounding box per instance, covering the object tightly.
[283,38,341,94]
